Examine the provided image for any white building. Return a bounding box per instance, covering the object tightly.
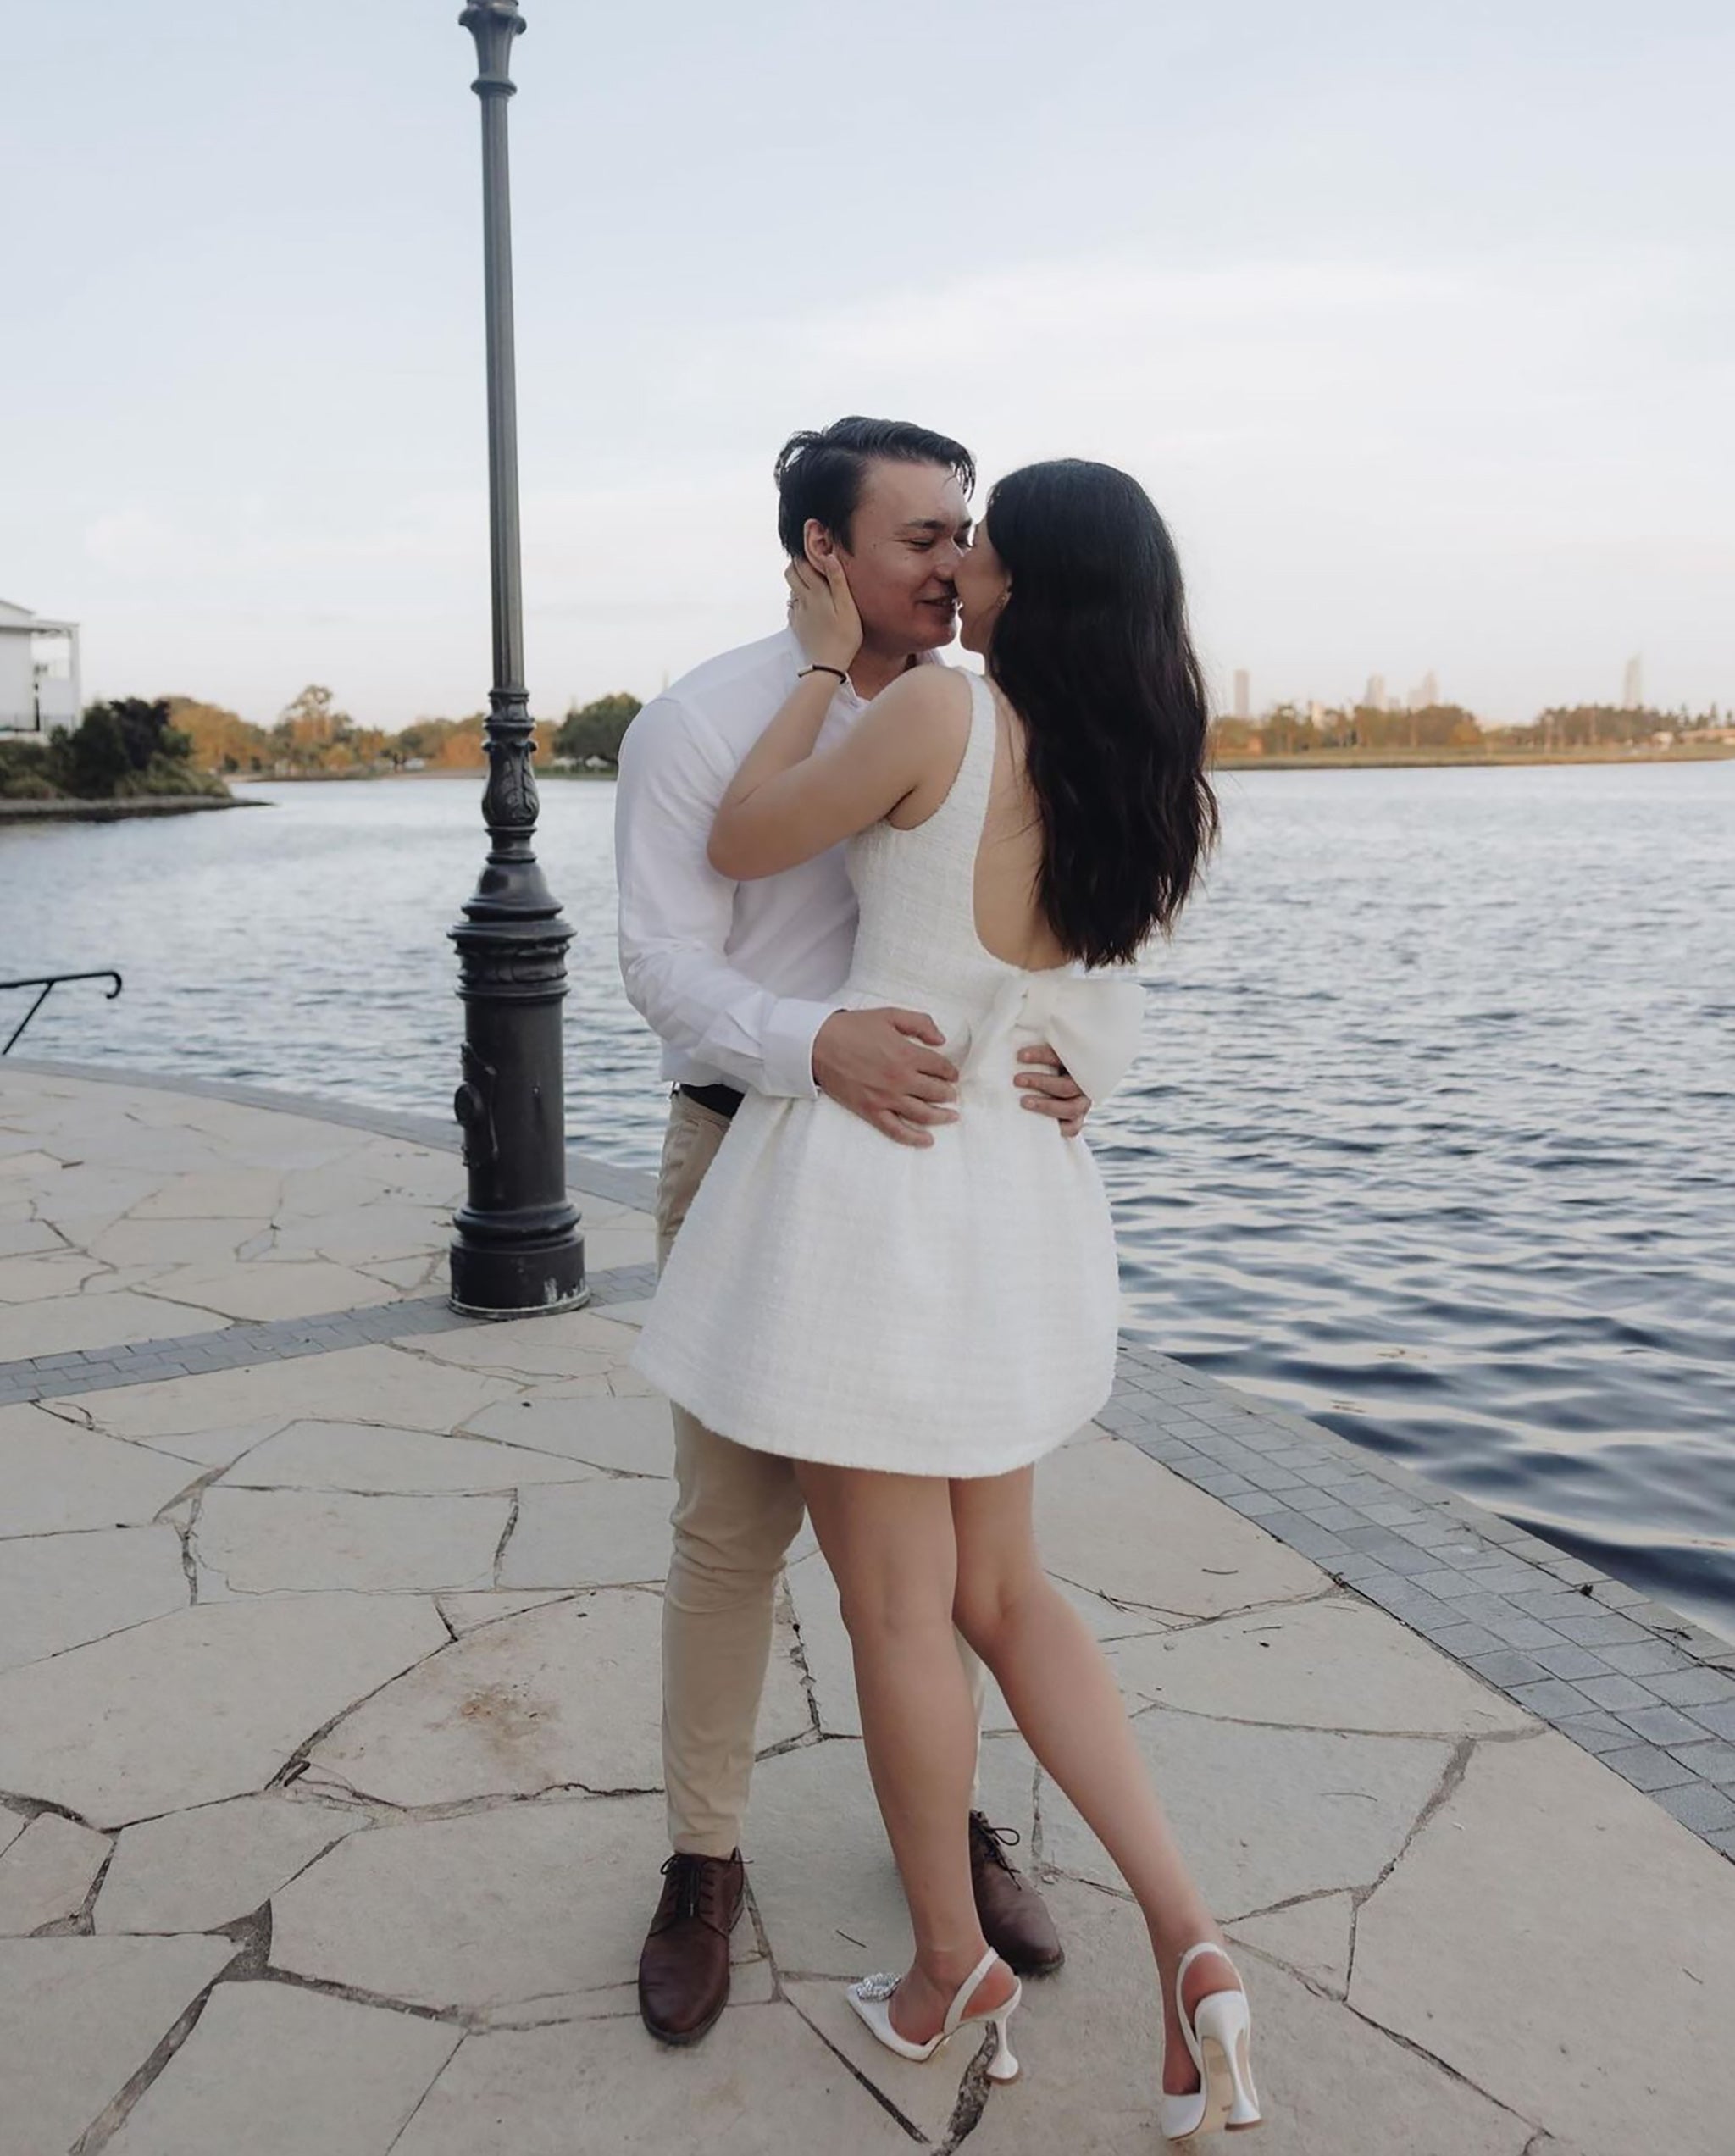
[0,599,82,740]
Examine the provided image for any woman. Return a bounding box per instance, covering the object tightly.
[635,460,1260,2139]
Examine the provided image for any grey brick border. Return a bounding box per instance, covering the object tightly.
[1101,1341,1735,1860]
[0,1263,659,1410]
[0,1293,465,1407]
[5,1057,1732,1862]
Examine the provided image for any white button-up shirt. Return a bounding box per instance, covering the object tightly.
[618,629,937,1098]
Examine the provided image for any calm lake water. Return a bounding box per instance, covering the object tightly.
[4,763,1732,1639]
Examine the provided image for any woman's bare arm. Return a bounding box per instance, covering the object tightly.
[708,554,964,879]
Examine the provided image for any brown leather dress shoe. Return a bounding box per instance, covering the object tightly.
[969,1811,1065,1976]
[638,1850,746,2046]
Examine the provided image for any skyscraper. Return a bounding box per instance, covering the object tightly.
[1364,674,1387,712]
[1420,670,1439,708]
[1233,669,1250,720]
[1622,656,1644,709]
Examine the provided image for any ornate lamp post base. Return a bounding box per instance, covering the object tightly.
[449,788,588,1317]
[449,0,586,1317]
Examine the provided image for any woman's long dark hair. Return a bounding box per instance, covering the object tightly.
[984,460,1217,967]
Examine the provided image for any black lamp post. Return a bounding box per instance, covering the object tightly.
[448,0,586,1316]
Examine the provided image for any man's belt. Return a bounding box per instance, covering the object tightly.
[676,1081,744,1121]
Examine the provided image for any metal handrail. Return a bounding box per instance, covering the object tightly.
[0,970,123,1056]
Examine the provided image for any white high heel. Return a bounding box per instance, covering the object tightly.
[1160,1942,1261,2142]
[847,1944,1023,2084]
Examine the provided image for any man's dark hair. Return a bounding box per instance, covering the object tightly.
[773,416,975,558]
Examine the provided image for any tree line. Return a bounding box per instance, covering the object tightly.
[163,686,644,779]
[1211,701,1730,757]
[13,682,1721,803]
[2,684,654,801]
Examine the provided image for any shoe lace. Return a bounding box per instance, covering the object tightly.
[969,1815,1023,1876]
[660,1852,707,1924]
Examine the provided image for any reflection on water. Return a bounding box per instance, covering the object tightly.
[3,762,1732,1638]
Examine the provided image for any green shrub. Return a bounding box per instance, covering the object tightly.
[0,741,62,798]
[555,693,642,768]
[116,759,230,799]
[42,698,233,801]
[0,768,60,801]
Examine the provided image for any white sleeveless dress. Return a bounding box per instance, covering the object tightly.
[633,673,1145,1478]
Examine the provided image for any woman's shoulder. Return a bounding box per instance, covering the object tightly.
[866,660,976,734]
[862,666,975,799]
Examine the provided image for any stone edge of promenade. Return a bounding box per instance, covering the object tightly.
[0,795,261,823]
[4,1053,1733,1865]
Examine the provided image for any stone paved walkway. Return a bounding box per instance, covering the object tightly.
[2,1063,1732,2156]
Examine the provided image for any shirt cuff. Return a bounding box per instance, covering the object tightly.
[759,998,835,1100]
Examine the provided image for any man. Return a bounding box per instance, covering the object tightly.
[616,417,1084,2047]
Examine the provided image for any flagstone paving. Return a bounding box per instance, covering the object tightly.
[1,1061,1732,2155]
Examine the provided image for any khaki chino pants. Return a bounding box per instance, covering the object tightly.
[656,1087,986,1858]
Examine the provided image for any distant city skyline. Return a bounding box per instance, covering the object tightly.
[1223,656,1704,721]
[3,3,1731,729]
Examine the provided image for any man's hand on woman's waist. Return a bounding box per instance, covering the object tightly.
[812,1011,1089,1146]
[812,1009,960,1149]
[1016,1045,1092,1140]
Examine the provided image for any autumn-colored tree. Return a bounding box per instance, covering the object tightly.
[273,684,353,757]
[168,697,269,773]
[392,714,482,768]
[1516,704,1697,751]
[435,721,487,768]
[1261,702,1317,755]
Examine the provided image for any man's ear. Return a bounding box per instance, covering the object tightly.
[803,518,840,571]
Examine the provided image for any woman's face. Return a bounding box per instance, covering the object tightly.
[954,519,1010,655]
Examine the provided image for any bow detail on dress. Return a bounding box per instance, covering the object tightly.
[962,967,1146,1108]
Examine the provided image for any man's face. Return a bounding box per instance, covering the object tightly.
[807,459,973,657]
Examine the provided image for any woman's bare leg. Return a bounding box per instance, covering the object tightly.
[795,1460,1017,2042]
[950,1466,1233,2094]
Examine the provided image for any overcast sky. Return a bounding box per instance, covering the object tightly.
[6,2,1731,729]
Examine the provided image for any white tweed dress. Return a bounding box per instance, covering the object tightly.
[632,672,1145,1477]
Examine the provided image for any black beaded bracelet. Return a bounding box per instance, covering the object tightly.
[798,663,848,684]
